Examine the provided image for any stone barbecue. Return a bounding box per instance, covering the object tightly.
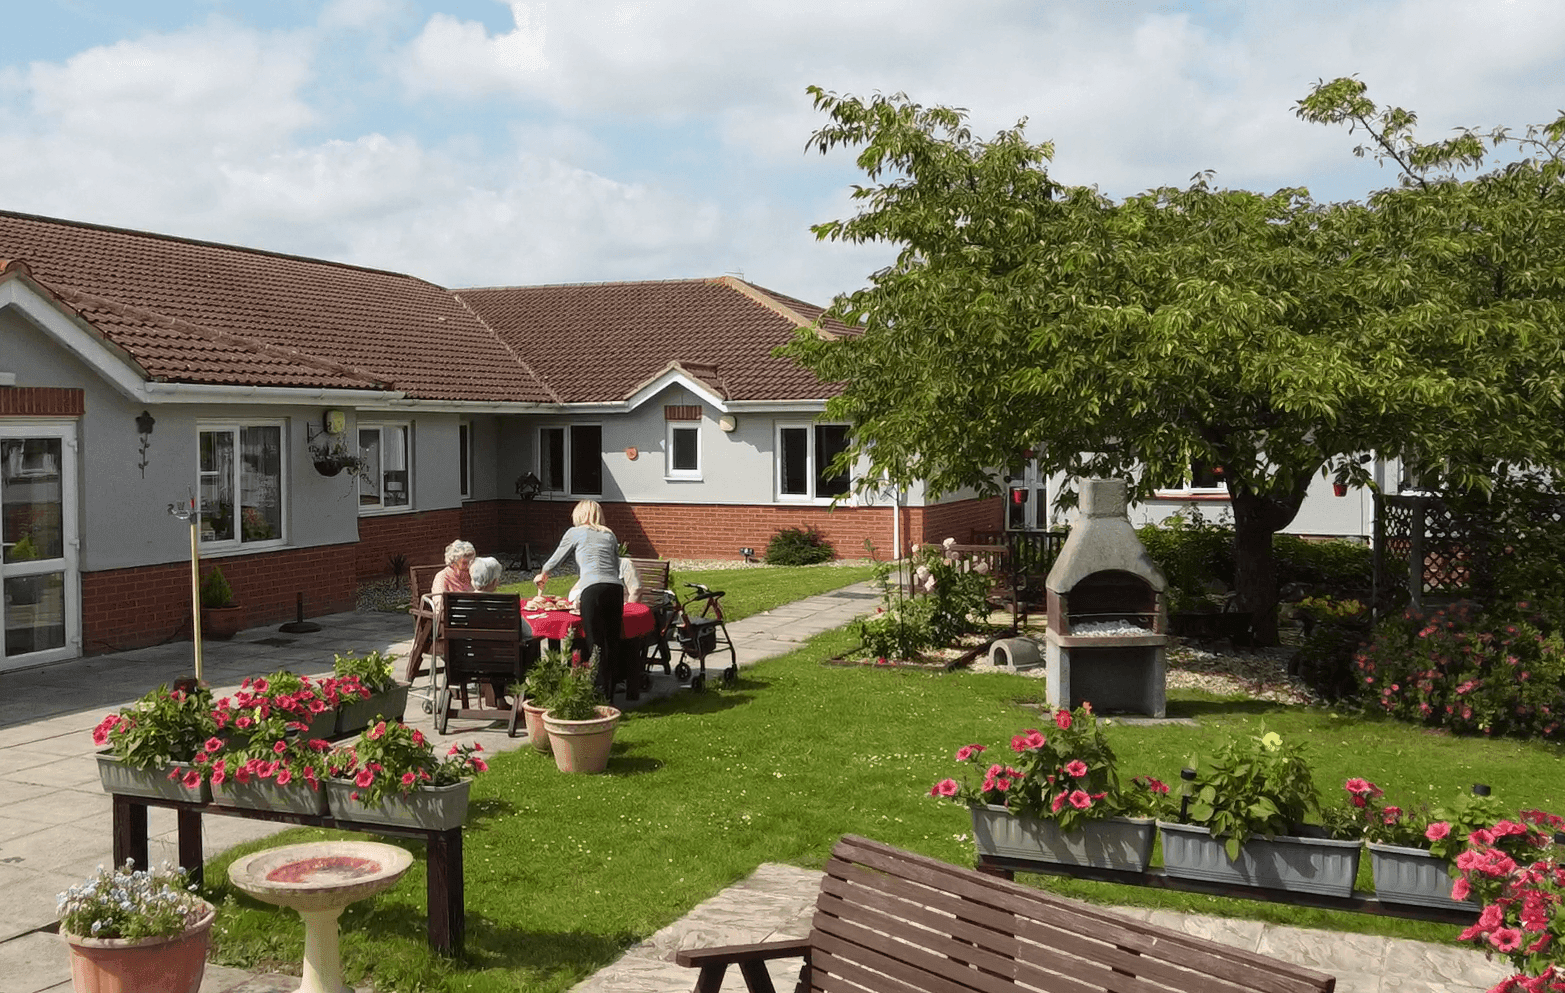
[1044,478,1168,717]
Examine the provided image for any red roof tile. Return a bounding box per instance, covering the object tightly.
[454,276,848,403]
[0,210,553,402]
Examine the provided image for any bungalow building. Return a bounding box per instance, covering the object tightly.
[0,209,997,669]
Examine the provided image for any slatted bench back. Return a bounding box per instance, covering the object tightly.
[807,835,1335,993]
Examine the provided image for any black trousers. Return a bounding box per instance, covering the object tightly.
[578,582,624,697]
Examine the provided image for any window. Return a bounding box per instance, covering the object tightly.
[666,422,700,479]
[570,425,603,495]
[359,423,411,512]
[458,422,471,500]
[1155,458,1227,495]
[198,424,283,546]
[777,423,851,500]
[538,424,603,496]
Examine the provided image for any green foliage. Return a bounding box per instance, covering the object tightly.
[200,565,235,609]
[58,861,208,941]
[519,647,570,705]
[1337,779,1508,860]
[789,82,1565,646]
[328,720,486,806]
[1135,509,1233,614]
[764,526,834,566]
[854,540,991,659]
[91,683,219,769]
[8,532,38,561]
[331,649,398,694]
[1290,615,1371,703]
[546,648,607,721]
[930,705,1174,830]
[1184,729,1326,859]
[1355,600,1565,740]
[1273,536,1372,592]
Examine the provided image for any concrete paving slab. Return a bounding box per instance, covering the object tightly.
[0,930,69,993]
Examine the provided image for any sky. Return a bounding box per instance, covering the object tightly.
[2,0,1562,306]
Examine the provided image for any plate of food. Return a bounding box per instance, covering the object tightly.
[525,594,576,612]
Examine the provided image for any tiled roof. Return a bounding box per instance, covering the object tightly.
[0,210,845,404]
[0,210,553,402]
[454,276,849,403]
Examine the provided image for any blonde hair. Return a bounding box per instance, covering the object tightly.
[571,500,612,532]
[443,539,477,566]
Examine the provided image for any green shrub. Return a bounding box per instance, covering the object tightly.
[1135,508,1233,613]
[200,566,235,608]
[1273,534,1372,592]
[853,541,992,659]
[765,526,834,566]
[1355,599,1565,740]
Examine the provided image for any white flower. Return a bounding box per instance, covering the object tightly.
[910,543,920,553]
[974,561,990,575]
[923,576,937,592]
[942,537,956,549]
[914,565,930,581]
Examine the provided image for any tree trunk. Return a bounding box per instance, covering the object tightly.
[1227,481,1311,646]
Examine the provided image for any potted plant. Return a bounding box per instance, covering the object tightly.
[92,684,219,803]
[1342,778,1500,910]
[5,530,44,604]
[221,670,336,740]
[930,704,1170,872]
[308,436,371,480]
[57,860,215,993]
[198,565,244,640]
[542,649,621,773]
[517,648,570,754]
[1158,728,1362,898]
[324,720,487,829]
[206,681,333,815]
[1450,808,1565,988]
[330,650,410,736]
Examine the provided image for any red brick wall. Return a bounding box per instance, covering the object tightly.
[81,543,357,655]
[0,387,84,416]
[909,497,1005,548]
[354,508,463,580]
[494,498,994,562]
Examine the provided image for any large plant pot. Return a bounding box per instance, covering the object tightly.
[200,605,245,641]
[521,699,551,754]
[1368,841,1474,910]
[543,706,621,773]
[1157,821,1362,898]
[95,753,211,804]
[334,684,411,738]
[970,805,1155,872]
[324,778,471,830]
[210,777,327,816]
[61,901,214,993]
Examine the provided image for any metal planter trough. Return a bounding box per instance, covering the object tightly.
[971,805,1155,872]
[1158,821,1362,898]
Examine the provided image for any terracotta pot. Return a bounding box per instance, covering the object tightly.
[543,706,620,773]
[61,902,215,993]
[521,699,551,753]
[200,605,245,640]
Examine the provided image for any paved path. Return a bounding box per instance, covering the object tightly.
[0,580,1510,993]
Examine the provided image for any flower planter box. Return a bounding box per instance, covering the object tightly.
[970,805,1155,872]
[96,753,211,804]
[1157,821,1362,898]
[334,684,411,739]
[1367,841,1473,910]
[324,778,471,831]
[210,778,327,816]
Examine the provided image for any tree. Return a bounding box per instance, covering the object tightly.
[786,83,1565,644]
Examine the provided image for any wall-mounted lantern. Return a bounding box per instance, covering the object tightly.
[514,472,543,501]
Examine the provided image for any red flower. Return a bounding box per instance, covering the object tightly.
[272,740,288,755]
[1054,710,1073,731]
[1426,821,1452,842]
[1490,928,1524,953]
[1064,760,1088,778]
[355,768,375,788]
[954,744,986,762]
[205,737,224,753]
[1068,790,1091,810]
[369,721,387,740]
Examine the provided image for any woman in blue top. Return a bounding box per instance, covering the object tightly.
[535,500,629,699]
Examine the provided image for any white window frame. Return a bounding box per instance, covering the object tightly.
[358,421,413,515]
[665,421,701,481]
[1153,458,1229,499]
[458,421,472,500]
[197,420,288,549]
[775,422,852,503]
[537,423,604,496]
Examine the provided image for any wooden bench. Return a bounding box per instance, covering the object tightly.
[676,835,1336,993]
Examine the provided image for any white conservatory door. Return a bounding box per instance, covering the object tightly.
[1,423,80,669]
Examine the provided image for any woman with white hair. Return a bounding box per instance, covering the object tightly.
[431,539,477,601]
[535,500,629,699]
[469,556,504,592]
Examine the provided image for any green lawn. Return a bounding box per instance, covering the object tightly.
[501,562,877,623]
[204,615,1564,992]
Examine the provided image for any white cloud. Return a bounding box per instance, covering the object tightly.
[319,0,404,30]
[401,1,549,96]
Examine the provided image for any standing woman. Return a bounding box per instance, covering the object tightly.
[534,500,628,700]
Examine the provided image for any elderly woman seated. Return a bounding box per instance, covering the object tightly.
[431,539,477,601]
[469,556,504,593]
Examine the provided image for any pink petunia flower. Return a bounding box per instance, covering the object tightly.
[1054,710,1072,731]
[369,721,387,740]
[1426,821,1452,841]
[273,740,288,755]
[1064,760,1088,778]
[470,758,487,772]
[955,744,986,762]
[182,769,201,789]
[205,737,224,753]
[355,769,375,788]
[1451,877,1471,901]
[1490,928,1524,953]
[276,768,292,786]
[402,772,417,787]
[1068,790,1091,810]
[1051,794,1067,813]
[930,779,960,798]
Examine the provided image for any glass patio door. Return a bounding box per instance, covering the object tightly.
[1,423,80,669]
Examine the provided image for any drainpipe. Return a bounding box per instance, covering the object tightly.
[891,489,902,561]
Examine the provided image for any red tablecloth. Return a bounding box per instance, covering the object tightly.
[523,601,655,642]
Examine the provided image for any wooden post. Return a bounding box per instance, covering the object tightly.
[426,828,464,954]
[111,795,148,871]
[177,809,205,887]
